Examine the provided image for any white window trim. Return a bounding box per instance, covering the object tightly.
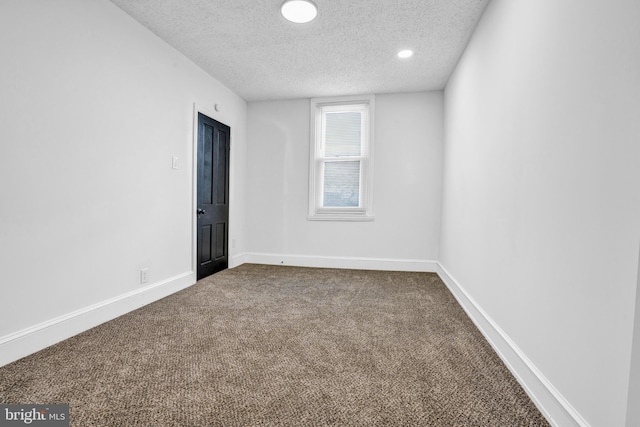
[308,94,375,221]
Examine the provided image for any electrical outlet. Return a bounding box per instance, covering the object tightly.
[140,268,149,284]
[172,156,178,169]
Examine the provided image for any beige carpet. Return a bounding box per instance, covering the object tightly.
[0,264,549,426]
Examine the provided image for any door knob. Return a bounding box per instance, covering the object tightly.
[197,208,206,215]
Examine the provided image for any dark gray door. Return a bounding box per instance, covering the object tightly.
[197,113,230,280]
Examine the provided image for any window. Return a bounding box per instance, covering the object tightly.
[308,95,375,221]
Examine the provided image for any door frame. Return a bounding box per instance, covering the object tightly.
[191,103,231,279]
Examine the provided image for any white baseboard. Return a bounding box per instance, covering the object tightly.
[240,252,438,272]
[0,271,196,368]
[436,263,589,427]
[230,252,248,268]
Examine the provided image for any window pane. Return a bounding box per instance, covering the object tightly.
[323,161,360,207]
[324,111,361,157]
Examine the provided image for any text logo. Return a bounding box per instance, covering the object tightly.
[0,405,69,427]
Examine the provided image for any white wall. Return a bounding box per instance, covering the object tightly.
[245,92,442,270]
[0,0,247,365]
[441,0,640,426]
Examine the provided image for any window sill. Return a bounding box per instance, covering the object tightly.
[307,213,375,222]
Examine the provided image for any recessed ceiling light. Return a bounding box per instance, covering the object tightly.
[281,0,318,24]
[397,49,414,59]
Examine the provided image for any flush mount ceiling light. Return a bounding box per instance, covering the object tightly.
[397,49,414,59]
[281,0,318,24]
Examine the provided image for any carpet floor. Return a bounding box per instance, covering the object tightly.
[0,264,549,426]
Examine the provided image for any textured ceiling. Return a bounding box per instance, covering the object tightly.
[108,0,490,102]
